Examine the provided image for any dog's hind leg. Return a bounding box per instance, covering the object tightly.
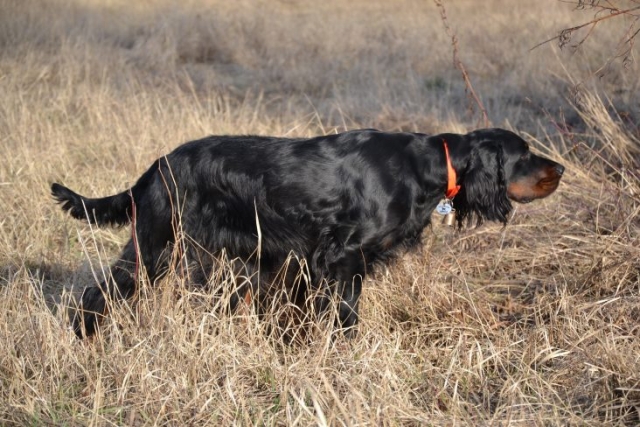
[72,229,173,338]
[72,239,138,338]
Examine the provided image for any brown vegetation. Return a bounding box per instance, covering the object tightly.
[0,0,639,425]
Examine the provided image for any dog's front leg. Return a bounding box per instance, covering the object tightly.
[333,252,365,336]
[337,278,363,338]
[311,249,364,337]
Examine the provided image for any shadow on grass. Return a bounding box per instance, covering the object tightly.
[0,259,96,310]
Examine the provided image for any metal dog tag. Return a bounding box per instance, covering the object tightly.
[435,199,453,215]
[443,211,456,226]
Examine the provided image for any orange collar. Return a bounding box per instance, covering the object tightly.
[443,140,461,199]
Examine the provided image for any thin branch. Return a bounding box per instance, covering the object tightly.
[530,5,640,51]
[571,21,599,52]
[591,16,640,75]
[433,0,490,128]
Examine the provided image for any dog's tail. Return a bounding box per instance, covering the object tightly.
[51,183,135,227]
[52,160,163,227]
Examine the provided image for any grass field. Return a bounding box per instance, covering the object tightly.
[1,0,639,425]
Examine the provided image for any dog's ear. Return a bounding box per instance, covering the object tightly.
[455,141,512,227]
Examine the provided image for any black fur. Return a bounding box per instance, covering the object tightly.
[52,128,564,338]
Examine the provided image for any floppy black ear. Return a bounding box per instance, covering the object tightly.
[455,141,512,227]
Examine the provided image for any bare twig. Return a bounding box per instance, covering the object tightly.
[433,0,490,128]
[532,4,640,50]
[532,1,640,71]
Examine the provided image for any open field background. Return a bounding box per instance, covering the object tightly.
[1,0,639,425]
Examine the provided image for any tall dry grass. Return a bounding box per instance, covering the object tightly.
[0,0,639,425]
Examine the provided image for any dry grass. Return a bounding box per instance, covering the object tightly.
[1,0,639,425]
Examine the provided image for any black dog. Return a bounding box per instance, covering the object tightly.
[52,128,564,337]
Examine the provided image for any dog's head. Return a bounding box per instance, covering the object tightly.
[450,128,564,226]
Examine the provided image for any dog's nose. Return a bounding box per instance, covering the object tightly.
[555,164,565,176]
